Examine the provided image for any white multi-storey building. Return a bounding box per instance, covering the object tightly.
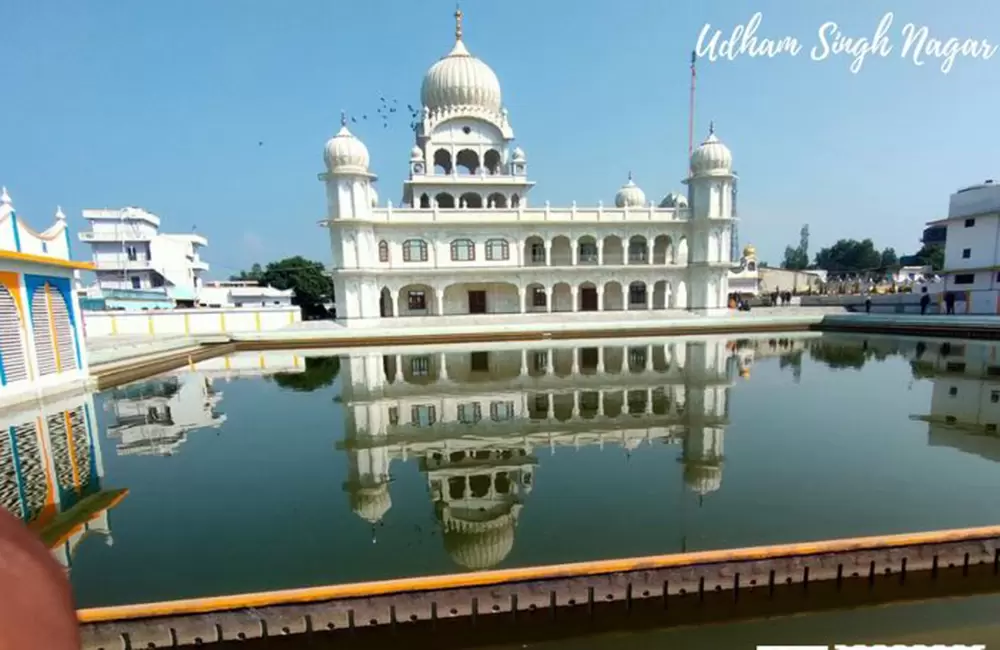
[198,280,295,308]
[322,10,735,327]
[79,206,209,308]
[927,179,1000,314]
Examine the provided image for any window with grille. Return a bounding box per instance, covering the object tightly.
[531,288,546,307]
[578,242,598,263]
[485,239,509,261]
[407,291,426,310]
[451,239,475,261]
[402,239,428,262]
[388,407,399,426]
[0,285,28,384]
[490,400,514,422]
[629,283,647,305]
[530,243,546,263]
[30,283,79,377]
[458,403,482,424]
[411,405,437,427]
[378,240,389,262]
[628,241,648,262]
[411,356,430,376]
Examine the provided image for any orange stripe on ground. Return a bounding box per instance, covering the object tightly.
[77,523,1000,624]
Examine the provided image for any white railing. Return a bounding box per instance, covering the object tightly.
[363,203,690,225]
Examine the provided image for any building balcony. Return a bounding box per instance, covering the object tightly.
[189,259,210,271]
[79,231,153,243]
[96,258,155,270]
[328,205,698,226]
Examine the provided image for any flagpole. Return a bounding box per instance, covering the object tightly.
[688,50,697,159]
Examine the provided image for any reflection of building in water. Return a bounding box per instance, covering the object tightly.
[0,390,124,570]
[105,374,226,456]
[339,340,737,570]
[186,351,307,381]
[908,340,1000,460]
[102,351,304,456]
[729,335,814,381]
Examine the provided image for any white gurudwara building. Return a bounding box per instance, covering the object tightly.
[322,10,735,327]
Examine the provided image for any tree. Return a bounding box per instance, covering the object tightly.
[230,263,263,282]
[879,247,899,269]
[781,224,810,270]
[260,256,334,317]
[782,246,809,270]
[913,243,945,271]
[813,239,883,273]
[271,356,340,392]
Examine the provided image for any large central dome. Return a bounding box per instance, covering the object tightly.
[420,10,503,114]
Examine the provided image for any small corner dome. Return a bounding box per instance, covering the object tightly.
[324,120,370,174]
[742,244,757,258]
[659,191,688,208]
[684,463,723,496]
[420,14,503,115]
[350,484,391,524]
[511,146,526,162]
[614,174,646,208]
[690,123,733,176]
[410,145,424,161]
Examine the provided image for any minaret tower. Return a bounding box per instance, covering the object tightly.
[683,122,736,314]
[321,112,381,323]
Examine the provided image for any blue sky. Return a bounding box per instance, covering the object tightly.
[1,0,998,275]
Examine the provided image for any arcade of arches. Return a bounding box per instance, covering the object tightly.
[379,277,688,318]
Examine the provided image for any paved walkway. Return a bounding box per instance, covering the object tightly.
[281,306,844,332]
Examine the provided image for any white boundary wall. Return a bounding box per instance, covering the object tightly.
[83,307,300,338]
[802,291,1000,315]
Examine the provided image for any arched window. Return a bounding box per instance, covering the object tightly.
[459,192,482,209]
[487,192,507,208]
[434,192,455,209]
[419,193,430,209]
[378,240,389,263]
[483,149,502,174]
[0,283,28,384]
[451,239,476,262]
[402,239,428,262]
[433,149,452,175]
[485,239,509,261]
[29,281,78,376]
[456,149,480,175]
[511,194,520,208]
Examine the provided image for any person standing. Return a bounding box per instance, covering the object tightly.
[919,290,930,315]
[945,291,956,315]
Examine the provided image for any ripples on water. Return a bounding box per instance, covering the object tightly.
[2,333,1000,607]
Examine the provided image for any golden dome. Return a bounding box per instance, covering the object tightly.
[742,244,757,258]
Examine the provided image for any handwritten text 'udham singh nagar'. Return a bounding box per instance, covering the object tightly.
[696,12,998,74]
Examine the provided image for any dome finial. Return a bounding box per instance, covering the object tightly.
[340,110,347,127]
[455,4,463,41]
[709,120,715,136]
[0,187,11,206]
[627,170,633,182]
